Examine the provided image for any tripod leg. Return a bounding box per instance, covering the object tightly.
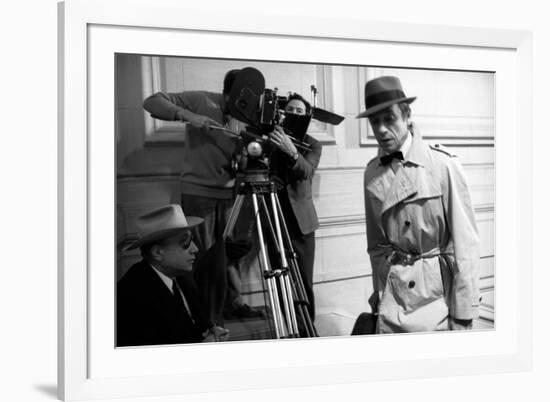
[274,195,319,337]
[269,192,300,337]
[223,193,245,239]
[258,195,297,337]
[251,192,286,339]
[259,195,305,338]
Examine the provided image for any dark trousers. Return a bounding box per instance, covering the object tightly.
[290,231,316,320]
[181,194,243,323]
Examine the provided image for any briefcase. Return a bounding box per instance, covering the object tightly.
[351,312,377,335]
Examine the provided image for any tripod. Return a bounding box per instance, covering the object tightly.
[223,169,318,339]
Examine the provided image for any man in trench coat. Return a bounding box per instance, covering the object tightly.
[358,76,480,333]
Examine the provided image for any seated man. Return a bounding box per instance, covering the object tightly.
[117,204,229,346]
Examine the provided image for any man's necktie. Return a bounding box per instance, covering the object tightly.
[380,151,404,166]
[172,279,194,324]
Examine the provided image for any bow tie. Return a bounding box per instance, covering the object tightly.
[380,151,404,166]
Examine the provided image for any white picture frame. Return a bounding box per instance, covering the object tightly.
[58,0,533,400]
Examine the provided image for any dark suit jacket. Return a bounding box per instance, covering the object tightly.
[117,260,211,347]
[271,134,322,235]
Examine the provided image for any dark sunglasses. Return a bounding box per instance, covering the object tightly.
[179,231,194,249]
[158,231,194,250]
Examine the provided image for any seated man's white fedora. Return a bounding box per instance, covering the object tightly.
[129,204,203,250]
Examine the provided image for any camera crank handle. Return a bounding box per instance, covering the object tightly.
[209,125,240,138]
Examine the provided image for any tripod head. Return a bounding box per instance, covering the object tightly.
[235,165,284,196]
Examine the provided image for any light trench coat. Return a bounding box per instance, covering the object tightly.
[363,128,480,333]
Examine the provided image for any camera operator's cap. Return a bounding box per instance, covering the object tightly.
[356,76,416,118]
[128,204,203,249]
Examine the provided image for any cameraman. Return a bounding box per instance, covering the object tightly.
[142,69,262,323]
[269,93,322,322]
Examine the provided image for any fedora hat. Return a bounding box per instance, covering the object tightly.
[356,76,416,118]
[128,204,203,249]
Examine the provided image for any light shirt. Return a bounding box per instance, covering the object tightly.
[150,264,194,322]
[399,131,413,158]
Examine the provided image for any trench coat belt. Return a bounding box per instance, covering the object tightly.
[379,244,447,266]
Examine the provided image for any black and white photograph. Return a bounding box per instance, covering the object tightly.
[115,55,495,346]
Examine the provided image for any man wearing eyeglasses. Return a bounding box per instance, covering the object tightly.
[117,204,230,346]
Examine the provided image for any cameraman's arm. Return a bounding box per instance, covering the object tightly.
[143,92,220,129]
[290,138,322,181]
[143,92,185,121]
[270,127,322,180]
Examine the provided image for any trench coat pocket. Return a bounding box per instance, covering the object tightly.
[388,259,444,308]
[378,258,448,332]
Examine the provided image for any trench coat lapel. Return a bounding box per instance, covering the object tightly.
[365,162,417,215]
[366,128,437,215]
[380,166,417,214]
